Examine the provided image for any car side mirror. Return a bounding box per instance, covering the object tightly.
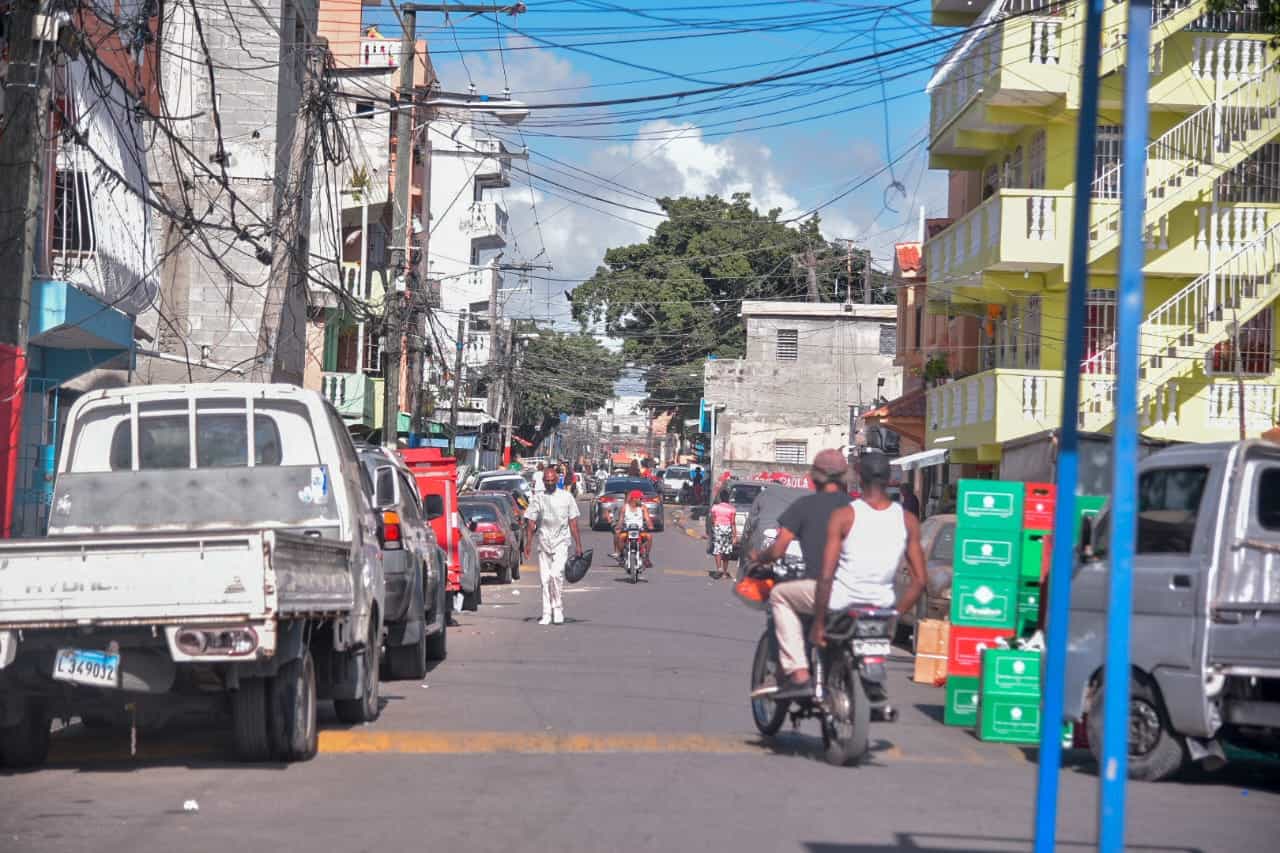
[424,494,445,521]
[467,519,478,532]
[374,466,397,510]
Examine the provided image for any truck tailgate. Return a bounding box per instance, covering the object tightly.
[0,533,273,627]
[268,530,356,615]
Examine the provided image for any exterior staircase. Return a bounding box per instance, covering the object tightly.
[1097,0,1209,79]
[1088,60,1280,264]
[1078,220,1280,431]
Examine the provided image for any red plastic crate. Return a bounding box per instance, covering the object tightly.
[946,625,1015,678]
[1023,482,1057,530]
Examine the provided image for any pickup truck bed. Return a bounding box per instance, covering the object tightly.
[0,530,354,629]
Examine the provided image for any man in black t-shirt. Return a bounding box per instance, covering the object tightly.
[749,449,852,698]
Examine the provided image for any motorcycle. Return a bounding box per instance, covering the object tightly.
[746,571,898,766]
[621,526,644,583]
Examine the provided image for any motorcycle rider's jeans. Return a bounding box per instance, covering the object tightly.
[770,579,818,674]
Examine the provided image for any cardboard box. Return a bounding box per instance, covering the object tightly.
[947,625,1014,678]
[980,648,1042,696]
[954,528,1021,581]
[957,480,1025,532]
[950,576,1018,630]
[912,619,950,684]
[944,675,980,726]
[977,693,1042,743]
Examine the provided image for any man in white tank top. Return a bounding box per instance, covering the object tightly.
[755,452,927,699]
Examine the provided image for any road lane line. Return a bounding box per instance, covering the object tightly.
[319,731,760,755]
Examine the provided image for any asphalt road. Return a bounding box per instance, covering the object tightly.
[3,503,1277,853]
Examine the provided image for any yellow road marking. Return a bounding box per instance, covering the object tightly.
[663,568,712,578]
[319,730,758,755]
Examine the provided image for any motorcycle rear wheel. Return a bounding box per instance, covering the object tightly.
[750,631,788,736]
[821,653,871,766]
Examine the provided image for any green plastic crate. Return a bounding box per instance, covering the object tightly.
[980,648,1042,696]
[944,676,980,726]
[950,576,1018,630]
[1018,583,1041,611]
[957,480,1025,532]
[1075,495,1106,544]
[1015,606,1040,638]
[953,529,1021,581]
[977,693,1042,744]
[1020,529,1050,582]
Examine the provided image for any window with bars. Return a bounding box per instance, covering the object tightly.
[879,325,897,355]
[1209,308,1274,376]
[1028,131,1047,189]
[52,170,95,255]
[774,440,808,465]
[1093,126,1123,199]
[363,320,384,376]
[1217,143,1280,204]
[776,328,799,361]
[1083,289,1117,374]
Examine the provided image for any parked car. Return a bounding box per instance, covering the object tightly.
[590,476,665,531]
[474,470,533,496]
[703,479,767,547]
[0,384,384,767]
[459,495,522,584]
[470,488,528,545]
[892,513,956,651]
[1064,440,1280,782]
[660,465,692,502]
[357,446,448,680]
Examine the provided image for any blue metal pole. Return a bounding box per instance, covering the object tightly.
[1031,0,1105,847]
[1099,0,1152,848]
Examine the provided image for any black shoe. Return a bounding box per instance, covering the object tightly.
[773,675,816,701]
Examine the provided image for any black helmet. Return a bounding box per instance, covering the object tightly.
[565,549,594,584]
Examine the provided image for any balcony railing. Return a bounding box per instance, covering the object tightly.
[1195,206,1271,253]
[924,189,1068,281]
[322,372,377,423]
[361,38,398,68]
[463,200,509,244]
[1187,0,1271,32]
[1190,36,1268,82]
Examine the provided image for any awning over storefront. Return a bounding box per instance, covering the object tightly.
[863,387,926,446]
[891,447,949,471]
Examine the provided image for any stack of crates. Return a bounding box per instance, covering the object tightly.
[1015,483,1056,638]
[976,647,1042,744]
[943,480,1023,726]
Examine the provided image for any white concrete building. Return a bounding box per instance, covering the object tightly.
[425,113,515,371]
[703,301,903,478]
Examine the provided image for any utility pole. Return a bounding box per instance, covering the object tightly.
[447,310,468,457]
[500,321,517,466]
[844,241,854,304]
[863,248,874,305]
[1233,307,1247,440]
[379,6,418,449]
[254,41,326,385]
[0,1,58,537]
[803,244,819,302]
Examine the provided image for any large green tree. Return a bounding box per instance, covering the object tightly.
[512,329,623,445]
[569,193,864,414]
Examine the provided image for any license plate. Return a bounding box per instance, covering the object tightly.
[52,648,121,689]
[853,639,891,657]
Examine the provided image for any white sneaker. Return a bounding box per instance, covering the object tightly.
[551,610,564,625]
[538,615,552,626]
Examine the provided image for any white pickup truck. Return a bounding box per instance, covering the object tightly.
[0,384,385,767]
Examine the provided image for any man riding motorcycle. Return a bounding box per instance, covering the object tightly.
[750,451,927,699]
[613,489,655,568]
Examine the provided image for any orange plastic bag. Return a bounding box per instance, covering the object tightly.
[734,575,775,611]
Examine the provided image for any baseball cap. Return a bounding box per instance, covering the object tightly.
[859,451,891,484]
[810,448,850,478]
[628,489,644,500]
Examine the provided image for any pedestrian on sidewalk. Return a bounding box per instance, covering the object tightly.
[524,466,584,626]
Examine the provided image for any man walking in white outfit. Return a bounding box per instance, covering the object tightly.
[524,466,584,625]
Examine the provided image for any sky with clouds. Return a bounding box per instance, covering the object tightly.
[365,2,952,327]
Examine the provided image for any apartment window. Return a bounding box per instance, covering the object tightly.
[1093,126,1123,200]
[1003,147,1023,189]
[879,325,897,356]
[335,326,360,373]
[1209,308,1273,376]
[1083,289,1117,374]
[52,170,95,254]
[612,425,620,434]
[1022,296,1042,369]
[914,304,924,349]
[363,320,384,376]
[1217,143,1280,204]
[354,101,375,117]
[774,440,808,465]
[630,425,639,435]
[1028,131,1047,190]
[776,328,799,361]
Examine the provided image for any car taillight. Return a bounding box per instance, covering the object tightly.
[477,522,505,545]
[380,510,403,549]
[600,496,617,504]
